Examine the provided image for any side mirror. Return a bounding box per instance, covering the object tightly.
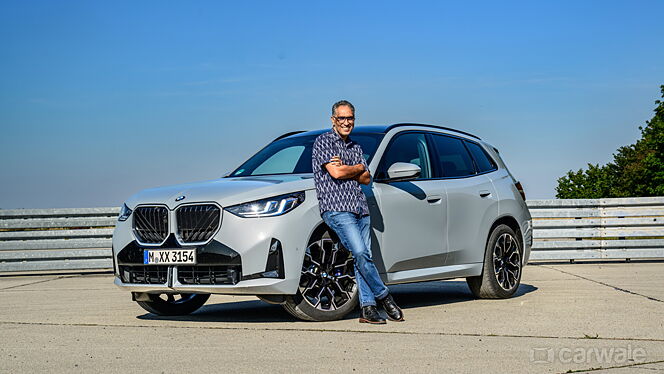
[385,162,421,181]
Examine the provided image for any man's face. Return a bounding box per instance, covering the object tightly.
[331,105,355,138]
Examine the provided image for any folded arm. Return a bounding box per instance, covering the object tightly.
[324,163,365,180]
[354,170,371,185]
[324,155,371,185]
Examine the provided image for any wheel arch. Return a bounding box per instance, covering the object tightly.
[293,220,339,284]
[485,215,524,262]
[305,220,343,247]
[282,219,359,321]
[467,215,525,299]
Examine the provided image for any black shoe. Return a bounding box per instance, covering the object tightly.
[359,305,386,324]
[379,294,404,321]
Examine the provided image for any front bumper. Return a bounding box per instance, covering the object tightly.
[113,274,299,295]
[112,190,322,295]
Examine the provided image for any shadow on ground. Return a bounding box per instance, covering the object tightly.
[137,280,537,323]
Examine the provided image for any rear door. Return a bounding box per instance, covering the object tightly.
[428,134,499,266]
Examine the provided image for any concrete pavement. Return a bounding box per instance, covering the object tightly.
[1,262,663,373]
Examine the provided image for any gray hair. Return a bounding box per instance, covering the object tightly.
[332,100,355,116]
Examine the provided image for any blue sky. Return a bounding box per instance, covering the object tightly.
[1,1,663,208]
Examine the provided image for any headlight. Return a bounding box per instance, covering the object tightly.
[226,192,305,218]
[118,203,133,222]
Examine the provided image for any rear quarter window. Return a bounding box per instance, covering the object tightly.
[465,141,497,173]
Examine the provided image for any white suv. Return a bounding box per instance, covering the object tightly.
[112,123,532,321]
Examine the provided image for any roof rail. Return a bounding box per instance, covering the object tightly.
[272,131,306,142]
[386,123,481,140]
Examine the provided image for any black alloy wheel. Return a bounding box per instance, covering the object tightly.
[282,230,358,321]
[466,224,523,299]
[493,232,522,291]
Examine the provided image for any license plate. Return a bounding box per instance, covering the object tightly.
[143,249,196,265]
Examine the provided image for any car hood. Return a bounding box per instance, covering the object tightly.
[125,174,315,209]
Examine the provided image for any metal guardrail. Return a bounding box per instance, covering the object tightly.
[0,207,118,272]
[1,197,663,272]
[528,197,664,261]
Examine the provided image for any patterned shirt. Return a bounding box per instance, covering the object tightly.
[312,130,370,216]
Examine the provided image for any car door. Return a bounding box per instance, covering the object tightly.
[371,132,447,278]
[428,134,499,266]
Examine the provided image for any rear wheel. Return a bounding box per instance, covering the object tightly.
[467,224,522,299]
[136,293,210,316]
[282,230,358,321]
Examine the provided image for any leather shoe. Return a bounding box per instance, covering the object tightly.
[359,305,386,324]
[379,294,404,321]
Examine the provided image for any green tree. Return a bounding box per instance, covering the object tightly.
[556,85,664,198]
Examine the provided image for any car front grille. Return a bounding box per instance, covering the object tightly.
[175,204,221,244]
[119,265,169,284]
[133,206,169,244]
[177,265,240,285]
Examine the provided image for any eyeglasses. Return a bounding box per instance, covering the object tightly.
[334,116,355,123]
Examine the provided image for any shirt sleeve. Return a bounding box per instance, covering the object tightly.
[312,136,335,172]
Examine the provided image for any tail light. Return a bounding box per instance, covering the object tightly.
[515,181,526,201]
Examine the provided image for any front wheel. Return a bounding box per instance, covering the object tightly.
[282,230,358,321]
[136,293,210,316]
[467,224,523,299]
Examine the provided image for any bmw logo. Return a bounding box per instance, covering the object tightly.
[175,195,186,202]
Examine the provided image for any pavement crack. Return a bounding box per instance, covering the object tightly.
[0,276,71,291]
[1,320,663,343]
[560,359,664,373]
[535,265,664,303]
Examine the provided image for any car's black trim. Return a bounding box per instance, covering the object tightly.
[264,238,285,279]
[272,131,306,142]
[241,238,285,281]
[177,265,241,285]
[119,265,169,284]
[116,235,242,266]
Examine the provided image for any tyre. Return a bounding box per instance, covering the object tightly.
[282,229,358,321]
[136,293,210,316]
[467,224,523,299]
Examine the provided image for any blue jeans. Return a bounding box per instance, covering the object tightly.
[321,211,389,307]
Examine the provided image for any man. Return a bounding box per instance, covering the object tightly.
[311,100,404,324]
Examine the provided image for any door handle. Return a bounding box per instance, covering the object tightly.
[426,195,442,204]
[479,190,491,198]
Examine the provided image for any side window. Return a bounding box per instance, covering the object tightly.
[465,141,497,173]
[430,135,476,177]
[378,133,432,179]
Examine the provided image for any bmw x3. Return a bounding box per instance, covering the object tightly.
[112,123,532,321]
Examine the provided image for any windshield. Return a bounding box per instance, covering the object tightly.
[229,133,385,177]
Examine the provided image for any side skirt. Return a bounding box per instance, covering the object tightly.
[384,263,483,285]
